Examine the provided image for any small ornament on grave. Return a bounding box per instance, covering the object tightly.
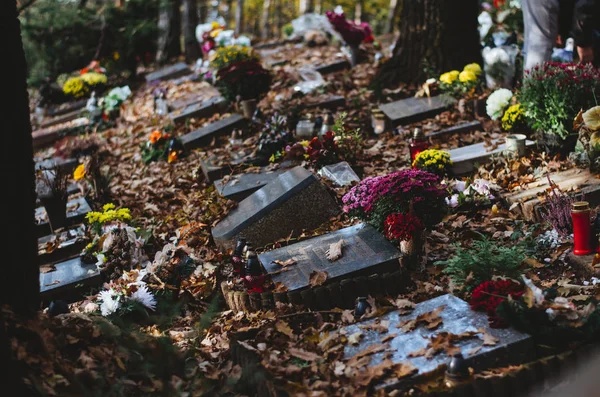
[296,113,315,138]
[572,201,594,255]
[444,353,471,387]
[371,109,385,135]
[257,115,292,162]
[354,296,371,317]
[320,112,335,138]
[232,236,247,276]
[153,89,169,116]
[244,250,266,293]
[408,127,430,162]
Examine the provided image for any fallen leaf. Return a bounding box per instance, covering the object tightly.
[271,259,297,267]
[524,257,545,268]
[289,347,321,362]
[381,333,397,343]
[309,270,328,287]
[478,328,499,346]
[40,264,56,273]
[325,239,344,261]
[348,331,363,345]
[275,320,295,339]
[273,282,289,293]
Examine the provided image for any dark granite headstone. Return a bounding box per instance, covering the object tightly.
[214,167,289,202]
[314,60,351,75]
[35,157,78,173]
[428,120,482,139]
[304,96,346,111]
[32,118,90,149]
[450,138,535,175]
[47,99,87,117]
[180,114,247,150]
[169,96,226,124]
[211,166,339,250]
[379,95,457,127]
[260,223,402,292]
[38,225,87,266]
[343,294,534,391]
[144,62,192,82]
[41,109,84,128]
[36,196,92,237]
[199,154,251,182]
[40,257,101,301]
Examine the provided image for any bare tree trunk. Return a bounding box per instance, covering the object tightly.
[385,0,401,34]
[299,0,313,14]
[354,0,363,24]
[314,0,322,14]
[199,0,208,23]
[275,0,282,36]
[0,0,38,314]
[377,0,481,86]
[234,0,243,35]
[261,0,271,39]
[225,0,233,27]
[156,0,182,64]
[182,0,201,62]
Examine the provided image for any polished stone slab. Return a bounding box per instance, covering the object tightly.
[40,256,101,300]
[314,60,351,75]
[145,62,192,82]
[449,138,536,174]
[41,109,83,128]
[343,294,534,391]
[169,96,226,123]
[428,120,482,138]
[180,114,247,150]
[211,166,339,250]
[38,225,86,266]
[214,167,288,202]
[260,223,401,292]
[35,196,92,237]
[304,95,346,111]
[379,95,456,127]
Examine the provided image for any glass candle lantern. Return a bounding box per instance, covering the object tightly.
[409,127,429,162]
[371,109,385,134]
[296,113,315,138]
[572,201,593,255]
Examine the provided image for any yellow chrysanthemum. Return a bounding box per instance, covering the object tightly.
[73,164,86,181]
[459,70,477,83]
[80,72,107,87]
[103,203,116,211]
[501,104,525,131]
[63,77,88,98]
[439,70,460,85]
[463,63,482,76]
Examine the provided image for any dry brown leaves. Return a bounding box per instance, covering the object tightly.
[309,270,328,287]
[397,305,445,333]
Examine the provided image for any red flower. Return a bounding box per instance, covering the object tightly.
[470,280,523,328]
[383,212,423,242]
[493,0,505,8]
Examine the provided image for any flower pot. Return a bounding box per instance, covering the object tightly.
[240,99,257,119]
[40,194,68,232]
[505,134,527,157]
[348,45,360,67]
[399,232,425,257]
[535,130,578,157]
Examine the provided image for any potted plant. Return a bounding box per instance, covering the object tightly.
[37,166,69,233]
[439,63,484,116]
[325,9,373,67]
[518,62,600,156]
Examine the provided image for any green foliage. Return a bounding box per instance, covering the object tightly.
[437,234,525,290]
[283,23,294,37]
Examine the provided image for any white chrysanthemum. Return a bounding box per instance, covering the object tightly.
[486,88,513,120]
[94,253,106,269]
[446,194,460,208]
[130,285,157,311]
[98,289,120,316]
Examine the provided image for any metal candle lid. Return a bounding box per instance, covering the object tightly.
[572,201,590,212]
[413,127,425,140]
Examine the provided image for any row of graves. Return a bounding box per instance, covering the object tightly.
[26,12,600,397]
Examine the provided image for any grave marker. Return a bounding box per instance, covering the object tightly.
[314,60,351,75]
[304,95,346,111]
[38,225,86,266]
[40,257,101,301]
[343,294,534,391]
[214,167,289,202]
[41,109,84,128]
[36,196,92,237]
[144,62,192,82]
[32,117,90,149]
[449,138,536,174]
[47,99,87,117]
[180,114,247,150]
[428,120,482,139]
[379,96,456,127]
[211,166,339,250]
[260,223,402,292]
[169,96,226,124]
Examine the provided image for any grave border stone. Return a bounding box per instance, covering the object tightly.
[40,256,101,301]
[169,96,226,124]
[214,166,289,202]
[379,95,457,127]
[181,114,247,150]
[144,62,192,82]
[36,196,92,237]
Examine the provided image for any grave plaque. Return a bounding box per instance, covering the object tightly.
[304,96,346,111]
[32,117,90,149]
[211,166,339,250]
[503,168,600,221]
[428,120,482,139]
[260,223,402,292]
[449,138,536,174]
[214,167,289,202]
[314,60,351,75]
[145,62,192,82]
[36,196,92,237]
[47,99,87,117]
[379,95,456,127]
[38,225,86,266]
[41,109,84,128]
[169,96,226,124]
[35,157,78,173]
[343,294,534,391]
[180,114,247,150]
[40,257,101,301]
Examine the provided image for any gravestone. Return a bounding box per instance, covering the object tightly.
[503,168,600,221]
[314,60,351,75]
[304,95,346,111]
[428,120,482,139]
[36,196,92,237]
[32,117,90,149]
[212,166,339,250]
[38,225,86,266]
[169,96,226,124]
[343,294,534,392]
[379,96,456,127]
[145,62,192,82]
[180,114,247,150]
[35,157,78,173]
[40,256,101,301]
[260,223,401,292]
[254,37,302,49]
[214,167,289,202]
[47,99,87,117]
[41,109,84,128]
[449,138,536,174]
[200,153,251,182]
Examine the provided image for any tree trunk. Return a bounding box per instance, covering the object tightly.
[0,1,38,314]
[314,0,322,14]
[234,0,243,35]
[156,0,182,64]
[354,0,363,24]
[377,0,481,86]
[182,0,201,62]
[275,0,282,36]
[385,0,400,34]
[261,0,271,39]
[299,0,313,14]
[199,0,208,23]
[225,0,233,27]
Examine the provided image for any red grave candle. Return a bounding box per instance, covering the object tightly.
[572,201,593,255]
[409,127,429,163]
